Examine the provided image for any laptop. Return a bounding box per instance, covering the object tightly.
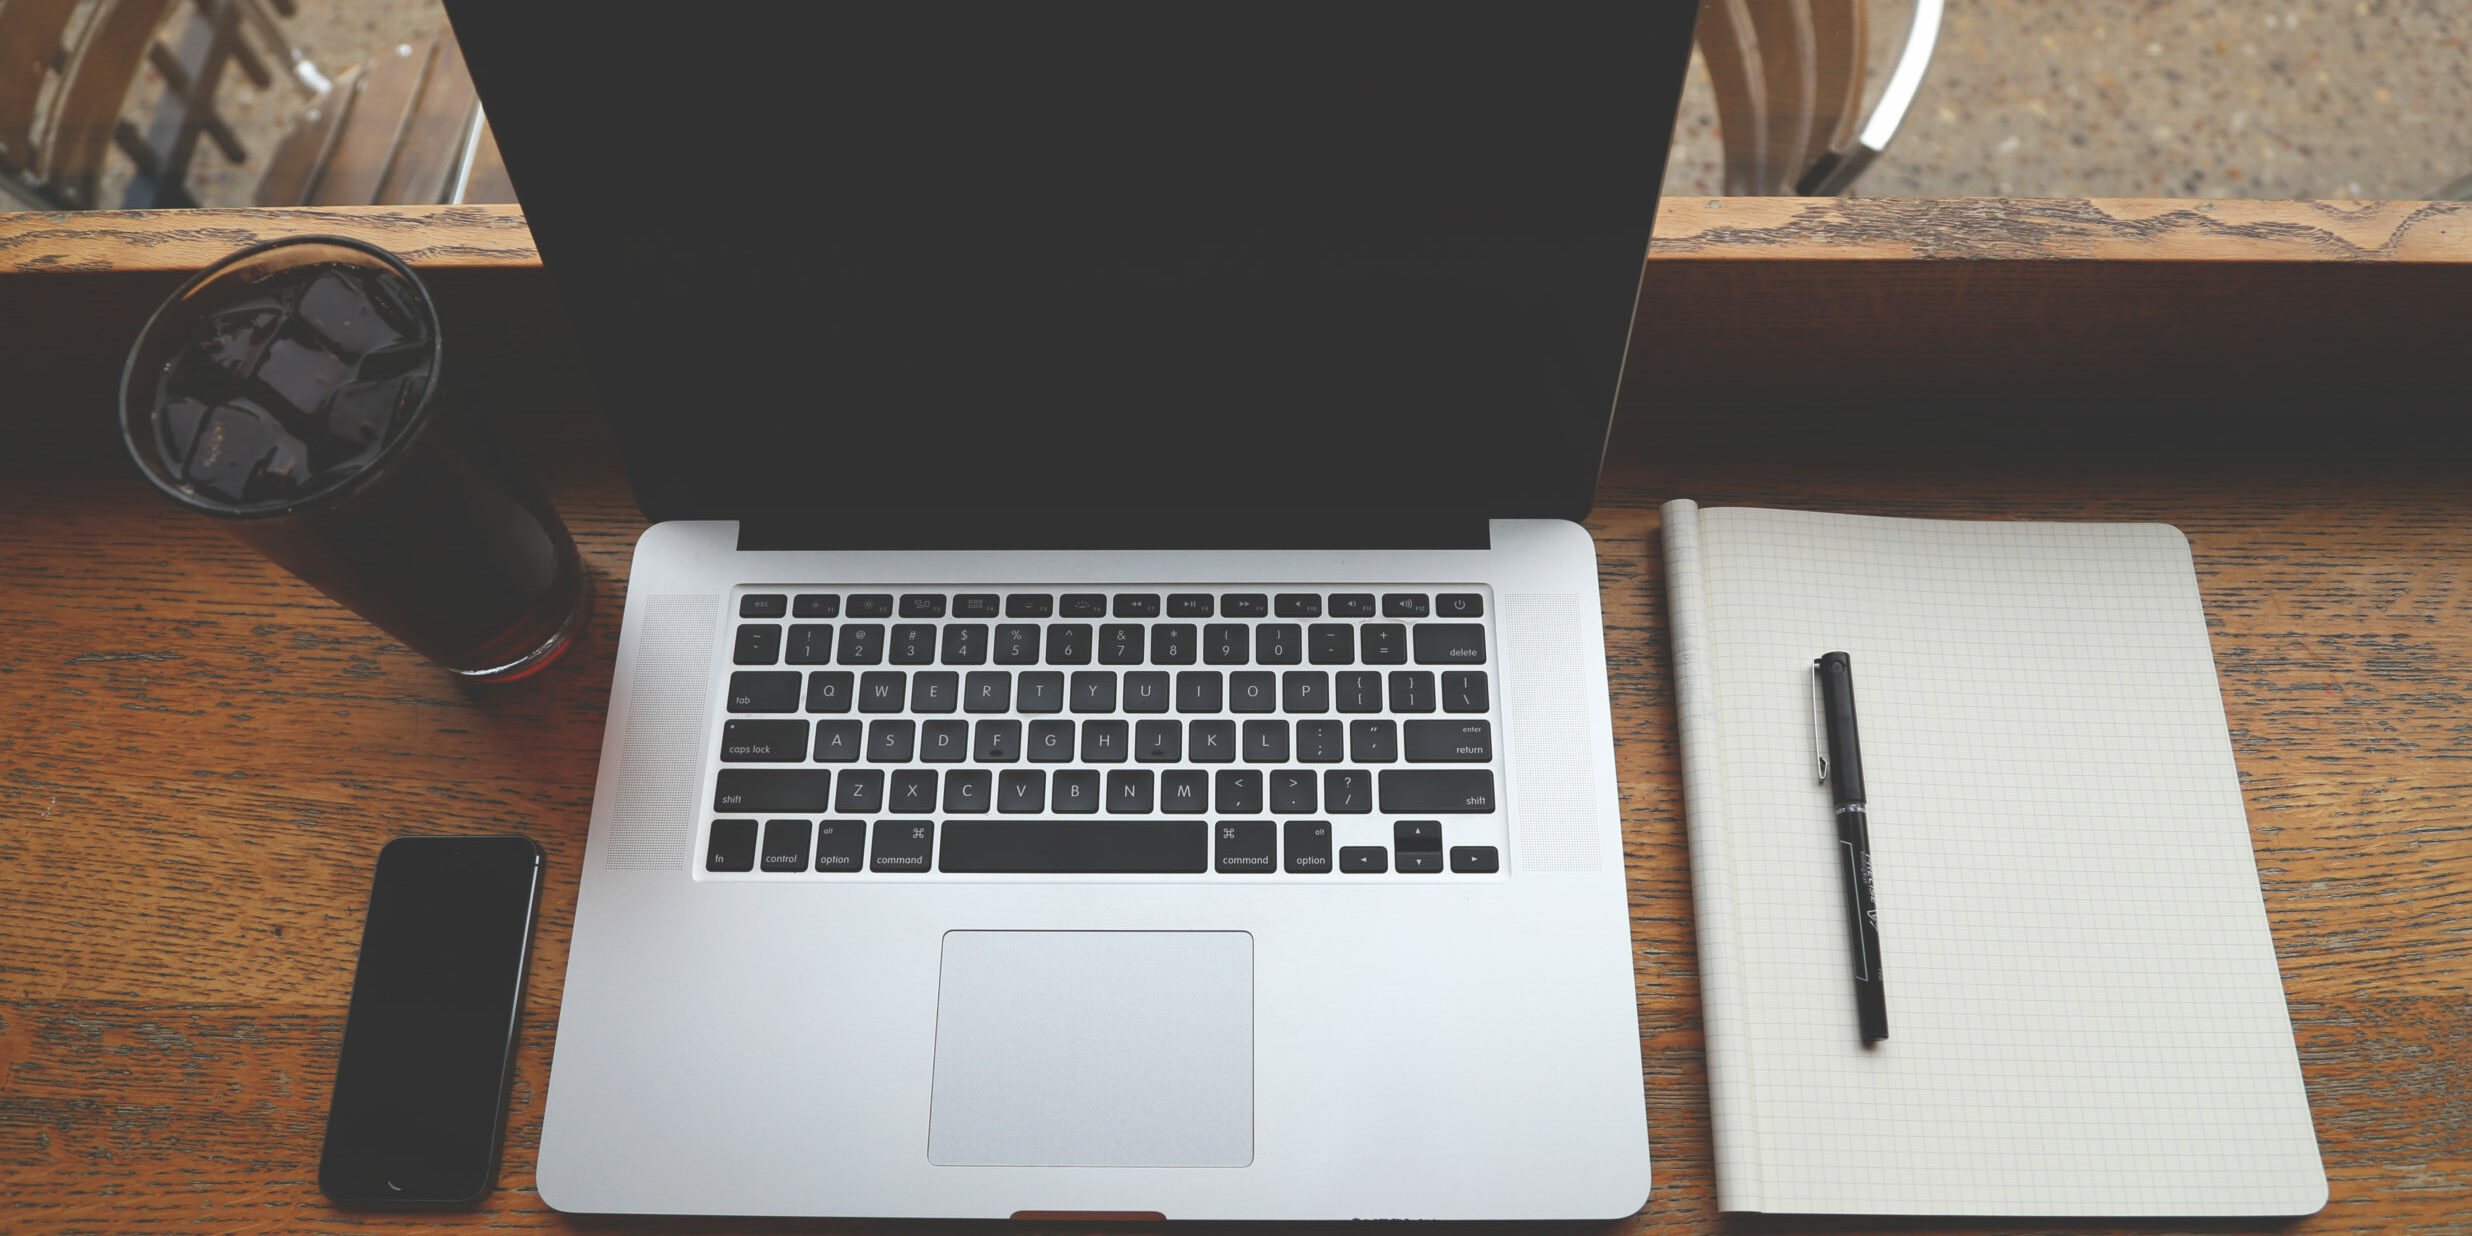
[445,5,1698,1220]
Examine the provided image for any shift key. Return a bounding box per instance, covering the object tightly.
[1404,719,1492,762]
[1379,769,1495,813]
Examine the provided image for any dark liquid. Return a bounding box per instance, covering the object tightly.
[143,260,583,675]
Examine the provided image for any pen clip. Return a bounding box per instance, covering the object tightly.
[1811,659,1829,784]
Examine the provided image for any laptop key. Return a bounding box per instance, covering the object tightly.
[807,670,853,713]
[1359,624,1407,664]
[998,769,1045,812]
[734,624,781,665]
[1017,671,1065,713]
[1028,719,1075,762]
[1383,593,1430,618]
[1243,719,1290,763]
[941,624,987,665]
[1388,671,1436,713]
[1449,845,1499,874]
[1215,821,1276,873]
[964,670,1011,713]
[1256,623,1302,664]
[921,719,968,762]
[911,671,958,713]
[1336,670,1382,712]
[1190,719,1236,763]
[939,820,1206,874]
[973,720,1021,763]
[944,771,991,813]
[1005,593,1054,618]
[1275,593,1321,617]
[706,820,757,872]
[1340,846,1388,874]
[1168,593,1214,617]
[1082,719,1129,763]
[1203,623,1249,665]
[859,670,906,712]
[869,820,932,872]
[1437,593,1483,617]
[1108,770,1155,813]
[889,770,937,813]
[1394,819,1443,851]
[1053,769,1099,813]
[1324,769,1371,813]
[786,623,833,664]
[1405,718,1492,762]
[721,719,806,762]
[995,624,1040,664]
[1124,671,1171,713]
[1162,770,1208,813]
[1177,670,1224,713]
[837,624,884,665]
[812,820,865,869]
[741,594,787,618]
[1216,769,1264,813]
[1071,671,1117,713]
[868,719,915,762]
[1045,624,1092,665]
[1136,719,1182,763]
[1378,769,1496,813]
[1151,624,1196,665]
[1396,851,1444,873]
[1329,593,1377,618]
[1099,624,1143,664]
[1282,670,1328,714]
[900,594,946,618]
[847,594,894,619]
[1060,593,1107,618]
[891,624,936,665]
[1350,719,1398,763]
[812,721,860,762]
[1284,821,1333,873]
[1442,670,1489,713]
[1221,593,1269,618]
[792,593,840,618]
[1271,769,1316,814]
[1113,593,1161,618]
[837,769,885,814]
[729,671,800,713]
[1413,623,1486,665]
[1296,719,1344,762]
[953,593,1000,618]
[1230,672,1275,712]
[1308,624,1353,665]
[714,769,832,812]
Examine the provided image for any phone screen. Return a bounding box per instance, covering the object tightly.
[319,835,542,1206]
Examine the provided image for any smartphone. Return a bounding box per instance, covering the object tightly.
[319,835,544,1206]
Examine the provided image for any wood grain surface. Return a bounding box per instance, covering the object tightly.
[3,406,2465,1234]
[6,198,2469,455]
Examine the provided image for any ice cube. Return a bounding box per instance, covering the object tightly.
[321,377,409,454]
[295,266,410,360]
[253,334,354,423]
[197,302,284,376]
[178,400,307,505]
[156,397,212,466]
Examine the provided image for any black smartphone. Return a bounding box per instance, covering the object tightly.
[319,835,544,1206]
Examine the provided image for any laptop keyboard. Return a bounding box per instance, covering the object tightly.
[701,587,1504,879]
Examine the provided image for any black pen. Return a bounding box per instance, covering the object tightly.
[1814,652,1889,1043]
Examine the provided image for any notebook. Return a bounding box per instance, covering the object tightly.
[1660,500,2325,1217]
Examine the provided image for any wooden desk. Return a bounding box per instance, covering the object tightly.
[3,202,2468,1233]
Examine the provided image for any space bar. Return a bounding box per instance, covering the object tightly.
[939,820,1209,873]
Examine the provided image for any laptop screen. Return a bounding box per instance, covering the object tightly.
[446,6,1696,527]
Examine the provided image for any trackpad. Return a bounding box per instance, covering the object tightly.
[928,931,1253,1168]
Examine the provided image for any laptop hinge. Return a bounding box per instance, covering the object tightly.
[735,509,1490,553]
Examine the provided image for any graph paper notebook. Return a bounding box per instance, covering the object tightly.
[1661,501,2324,1217]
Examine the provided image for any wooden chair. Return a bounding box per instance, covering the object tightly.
[255,25,515,207]
[1693,0,1943,196]
[0,0,314,210]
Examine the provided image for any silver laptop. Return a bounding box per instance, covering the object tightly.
[447,4,1699,1219]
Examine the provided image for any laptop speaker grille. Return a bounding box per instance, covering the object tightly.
[604,596,719,869]
[1502,593,1604,873]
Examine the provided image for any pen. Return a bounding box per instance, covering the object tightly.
[1814,652,1889,1043]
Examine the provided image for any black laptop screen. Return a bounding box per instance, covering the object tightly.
[446,6,1696,526]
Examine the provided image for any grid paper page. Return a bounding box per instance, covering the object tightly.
[1696,506,2323,1216]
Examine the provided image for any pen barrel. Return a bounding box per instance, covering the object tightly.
[1839,802,1889,1041]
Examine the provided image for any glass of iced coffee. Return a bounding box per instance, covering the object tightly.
[119,236,587,680]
